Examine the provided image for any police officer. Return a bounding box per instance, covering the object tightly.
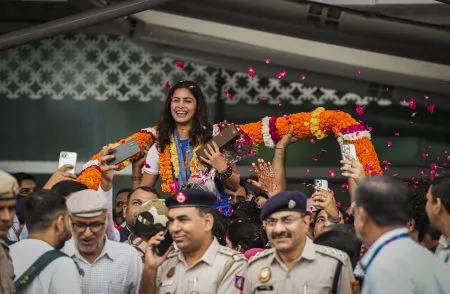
[0,170,19,294]
[244,191,355,294]
[141,189,247,294]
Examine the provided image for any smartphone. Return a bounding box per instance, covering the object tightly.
[58,151,77,174]
[154,229,173,256]
[107,138,140,166]
[314,179,328,191]
[341,143,357,160]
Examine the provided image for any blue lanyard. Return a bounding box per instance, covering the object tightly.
[173,129,193,190]
[362,232,409,271]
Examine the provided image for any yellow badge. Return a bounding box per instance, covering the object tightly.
[258,267,272,283]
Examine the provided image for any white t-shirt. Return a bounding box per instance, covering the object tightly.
[142,144,160,175]
[10,239,82,294]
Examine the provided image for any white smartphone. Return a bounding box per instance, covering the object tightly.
[314,179,328,191]
[58,151,77,174]
[341,143,357,160]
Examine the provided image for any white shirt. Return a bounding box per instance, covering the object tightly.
[10,239,82,294]
[97,186,120,242]
[62,238,142,294]
[7,215,28,242]
[360,228,450,294]
[436,235,450,266]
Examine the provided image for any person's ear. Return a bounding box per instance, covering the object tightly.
[54,214,65,233]
[436,198,444,214]
[302,214,311,233]
[407,218,416,233]
[236,244,242,253]
[204,213,214,232]
[122,205,127,218]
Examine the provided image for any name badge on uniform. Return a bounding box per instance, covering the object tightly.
[235,275,245,290]
[161,280,174,287]
[256,285,274,291]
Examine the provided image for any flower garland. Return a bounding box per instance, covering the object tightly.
[78,108,381,190]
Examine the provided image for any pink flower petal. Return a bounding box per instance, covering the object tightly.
[387,141,393,148]
[300,74,306,80]
[144,161,151,169]
[430,163,437,170]
[427,103,435,115]
[447,156,450,162]
[312,157,318,163]
[328,169,336,177]
[356,69,361,75]
[277,69,286,79]
[408,97,417,110]
[164,81,171,90]
[248,65,256,78]
[422,153,429,158]
[306,169,310,175]
[175,61,185,69]
[356,105,365,116]
[341,183,349,190]
[394,132,400,137]
[283,114,289,120]
[310,138,316,144]
[265,58,271,64]
[225,90,233,100]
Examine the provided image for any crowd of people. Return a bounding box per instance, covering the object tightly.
[1,80,450,294]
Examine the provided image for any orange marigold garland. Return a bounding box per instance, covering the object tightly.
[78,108,381,190]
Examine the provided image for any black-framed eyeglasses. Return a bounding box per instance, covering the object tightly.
[71,221,105,233]
[265,215,302,227]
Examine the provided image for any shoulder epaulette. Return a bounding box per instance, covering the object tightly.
[166,249,179,260]
[218,246,246,261]
[248,249,274,265]
[315,245,349,265]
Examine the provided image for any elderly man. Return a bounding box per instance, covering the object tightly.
[355,176,450,294]
[244,191,355,294]
[62,189,143,294]
[10,190,81,294]
[141,189,247,294]
[0,170,18,294]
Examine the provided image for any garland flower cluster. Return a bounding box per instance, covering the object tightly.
[78,108,381,190]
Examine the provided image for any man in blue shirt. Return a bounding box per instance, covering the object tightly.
[354,175,450,294]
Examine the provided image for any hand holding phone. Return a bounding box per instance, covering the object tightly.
[154,229,173,257]
[107,139,140,166]
[341,143,357,160]
[58,151,77,174]
[144,231,174,269]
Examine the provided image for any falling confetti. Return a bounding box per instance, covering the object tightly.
[300,74,306,80]
[164,81,171,90]
[312,157,318,163]
[427,103,435,115]
[310,138,316,144]
[408,98,417,110]
[422,153,429,158]
[356,105,365,116]
[144,161,151,169]
[328,169,336,177]
[306,169,310,175]
[265,58,271,64]
[225,90,233,100]
[248,65,256,78]
[356,69,361,75]
[341,183,349,190]
[283,114,289,120]
[277,69,286,79]
[175,61,185,69]
[387,141,393,148]
[430,163,437,170]
[394,132,400,137]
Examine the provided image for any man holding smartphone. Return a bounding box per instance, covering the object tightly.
[140,189,247,294]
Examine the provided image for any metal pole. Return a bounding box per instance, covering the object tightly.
[0,0,175,50]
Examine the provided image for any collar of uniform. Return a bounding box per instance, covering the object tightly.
[360,227,408,269]
[63,236,115,263]
[177,237,219,267]
[438,234,450,249]
[269,237,316,266]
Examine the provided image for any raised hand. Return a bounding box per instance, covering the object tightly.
[311,188,339,219]
[248,159,280,198]
[340,156,365,184]
[99,145,119,191]
[144,231,173,270]
[199,141,228,173]
[276,125,298,149]
[43,164,77,189]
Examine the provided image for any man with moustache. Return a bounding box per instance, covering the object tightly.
[10,189,81,294]
[0,170,19,294]
[244,191,354,294]
[62,189,142,293]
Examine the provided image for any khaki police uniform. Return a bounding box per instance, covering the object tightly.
[156,238,247,294]
[244,237,354,294]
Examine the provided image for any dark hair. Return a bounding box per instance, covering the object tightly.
[425,225,441,241]
[13,172,36,185]
[127,185,159,203]
[231,199,262,224]
[407,187,429,242]
[355,175,409,227]
[156,80,213,152]
[51,180,88,198]
[116,188,133,198]
[431,175,450,213]
[25,190,67,233]
[314,229,362,269]
[227,219,265,251]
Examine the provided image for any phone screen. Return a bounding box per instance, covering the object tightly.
[58,151,77,174]
[154,230,173,256]
[107,139,140,166]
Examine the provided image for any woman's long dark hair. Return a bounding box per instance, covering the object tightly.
[156,80,213,152]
